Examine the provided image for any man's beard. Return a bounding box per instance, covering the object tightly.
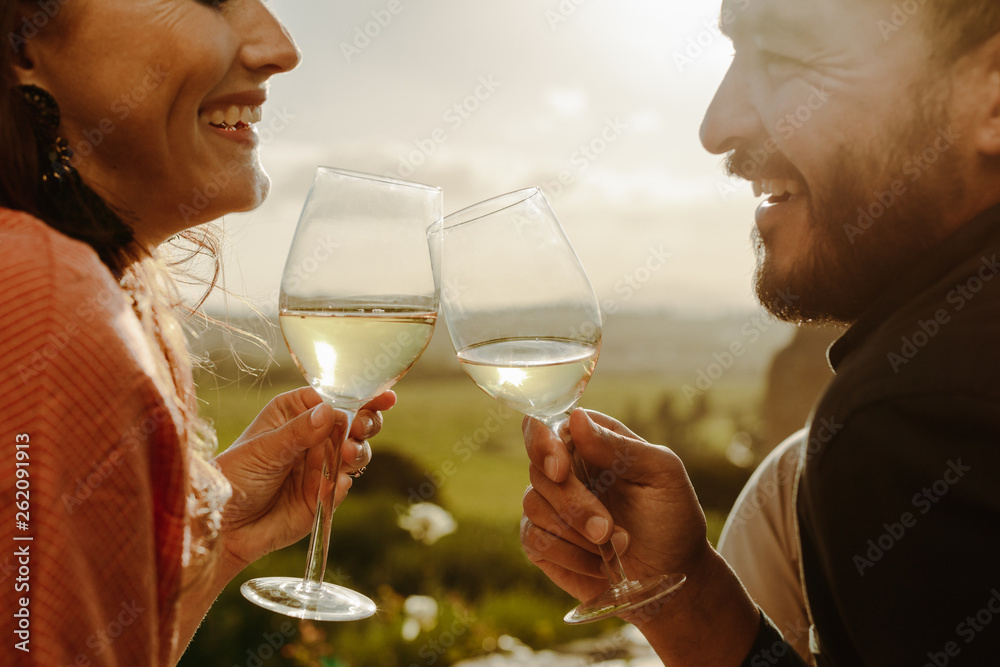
[733,92,964,326]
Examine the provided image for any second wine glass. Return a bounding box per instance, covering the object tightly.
[241,167,442,621]
[432,187,685,624]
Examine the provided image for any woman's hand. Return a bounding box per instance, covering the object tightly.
[212,386,396,575]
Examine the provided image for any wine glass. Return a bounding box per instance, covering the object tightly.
[431,187,685,624]
[241,167,442,621]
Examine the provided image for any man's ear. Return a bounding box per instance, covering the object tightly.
[971,33,1000,157]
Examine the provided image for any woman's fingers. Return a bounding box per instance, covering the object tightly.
[350,390,396,440]
[340,390,395,472]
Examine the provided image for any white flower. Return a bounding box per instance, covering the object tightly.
[401,617,421,642]
[401,595,439,641]
[397,502,457,545]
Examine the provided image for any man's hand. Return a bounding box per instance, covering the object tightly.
[520,409,710,602]
[520,408,761,665]
[213,387,396,575]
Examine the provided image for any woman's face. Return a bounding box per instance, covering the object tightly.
[15,0,300,246]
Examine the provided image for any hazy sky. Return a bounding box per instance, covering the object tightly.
[207,0,760,317]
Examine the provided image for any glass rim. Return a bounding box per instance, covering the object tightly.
[315,165,441,193]
[441,187,541,230]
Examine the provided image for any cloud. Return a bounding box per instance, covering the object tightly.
[196,0,760,317]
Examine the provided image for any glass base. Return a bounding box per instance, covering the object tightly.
[563,573,686,625]
[241,576,377,621]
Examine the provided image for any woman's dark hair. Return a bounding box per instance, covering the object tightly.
[1,0,230,591]
[0,2,146,277]
[1,1,225,288]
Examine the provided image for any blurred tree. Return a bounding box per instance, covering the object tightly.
[758,325,843,454]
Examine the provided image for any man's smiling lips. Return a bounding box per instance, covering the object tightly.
[750,177,810,233]
[752,178,805,202]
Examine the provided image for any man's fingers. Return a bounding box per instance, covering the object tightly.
[527,464,617,546]
[523,416,574,483]
[522,482,601,556]
[568,409,681,486]
[583,409,643,440]
[520,515,605,580]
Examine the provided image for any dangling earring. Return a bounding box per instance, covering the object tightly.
[13,84,136,270]
[17,84,76,183]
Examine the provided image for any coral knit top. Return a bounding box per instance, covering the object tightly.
[0,209,190,666]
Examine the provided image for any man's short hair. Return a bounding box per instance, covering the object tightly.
[929,1,1000,62]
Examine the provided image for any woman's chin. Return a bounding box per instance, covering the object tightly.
[195,173,271,222]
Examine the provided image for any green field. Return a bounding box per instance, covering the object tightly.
[198,369,759,524]
[182,369,762,666]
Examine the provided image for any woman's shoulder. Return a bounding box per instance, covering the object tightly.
[0,208,144,390]
[0,208,120,298]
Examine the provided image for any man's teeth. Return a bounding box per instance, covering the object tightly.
[202,105,262,129]
[752,179,804,199]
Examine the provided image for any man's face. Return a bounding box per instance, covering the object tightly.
[701,0,967,324]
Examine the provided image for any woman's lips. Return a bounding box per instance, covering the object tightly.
[199,104,262,130]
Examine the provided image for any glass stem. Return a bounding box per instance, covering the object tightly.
[540,412,631,590]
[301,407,357,593]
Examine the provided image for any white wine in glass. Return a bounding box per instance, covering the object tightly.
[241,167,442,621]
[432,187,685,624]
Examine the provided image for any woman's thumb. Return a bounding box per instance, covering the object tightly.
[262,403,349,463]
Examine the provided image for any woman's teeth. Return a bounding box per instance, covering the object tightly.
[752,179,804,200]
[201,105,262,130]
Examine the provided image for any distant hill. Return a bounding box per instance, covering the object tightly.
[188,309,796,385]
